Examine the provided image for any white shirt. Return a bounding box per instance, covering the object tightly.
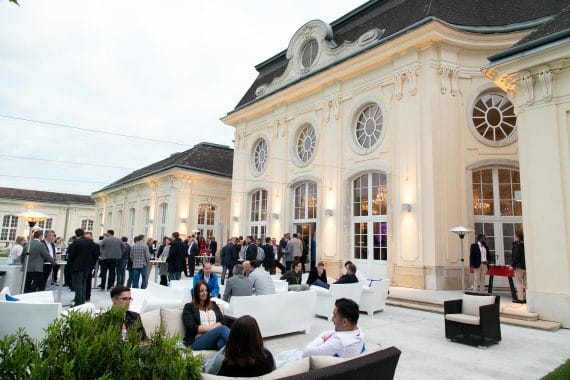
[302,328,365,358]
[45,240,54,258]
[479,242,487,263]
[199,309,217,326]
[9,244,23,264]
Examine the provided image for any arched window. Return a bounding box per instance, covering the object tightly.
[294,182,317,221]
[352,173,388,262]
[197,203,216,238]
[472,167,523,265]
[142,206,150,237]
[252,138,268,174]
[159,203,168,240]
[249,189,268,239]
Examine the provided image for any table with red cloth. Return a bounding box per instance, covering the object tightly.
[470,264,517,299]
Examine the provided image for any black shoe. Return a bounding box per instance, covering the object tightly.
[513,299,526,304]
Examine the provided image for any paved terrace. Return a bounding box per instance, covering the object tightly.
[50,273,570,380]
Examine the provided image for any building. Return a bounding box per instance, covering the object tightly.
[222,0,569,325]
[0,187,95,246]
[91,142,233,243]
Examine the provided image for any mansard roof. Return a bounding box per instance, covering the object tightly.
[232,0,566,111]
[0,187,95,205]
[94,142,233,193]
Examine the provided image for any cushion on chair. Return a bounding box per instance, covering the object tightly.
[462,294,495,317]
[160,307,185,338]
[310,343,382,369]
[445,313,480,325]
[140,308,161,335]
[5,294,19,302]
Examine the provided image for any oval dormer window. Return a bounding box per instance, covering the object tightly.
[300,39,318,69]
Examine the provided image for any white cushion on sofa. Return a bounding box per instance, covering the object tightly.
[309,343,382,369]
[445,313,480,325]
[161,307,185,339]
[200,356,309,380]
[462,294,495,317]
[140,308,161,335]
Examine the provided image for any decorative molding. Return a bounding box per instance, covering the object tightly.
[537,65,554,102]
[323,95,342,123]
[518,71,534,105]
[439,63,459,96]
[393,65,419,100]
[255,19,384,99]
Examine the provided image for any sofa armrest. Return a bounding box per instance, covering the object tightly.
[443,299,462,314]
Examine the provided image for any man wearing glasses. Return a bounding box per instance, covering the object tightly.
[110,286,148,341]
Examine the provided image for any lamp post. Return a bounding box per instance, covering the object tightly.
[17,211,49,294]
[450,226,473,293]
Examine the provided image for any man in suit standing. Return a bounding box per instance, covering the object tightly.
[99,229,123,290]
[24,230,56,293]
[470,234,492,293]
[41,229,57,287]
[187,236,199,277]
[220,237,238,285]
[67,228,98,305]
[286,233,303,271]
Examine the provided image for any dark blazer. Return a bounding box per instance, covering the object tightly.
[307,267,327,285]
[67,236,98,272]
[182,302,224,346]
[245,243,258,261]
[221,243,238,267]
[188,241,200,257]
[262,243,275,269]
[166,239,184,272]
[334,274,358,284]
[511,241,526,269]
[41,240,56,259]
[469,242,492,268]
[209,241,218,255]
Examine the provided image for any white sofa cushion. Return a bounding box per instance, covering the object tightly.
[445,313,481,325]
[140,308,161,335]
[160,307,185,339]
[309,342,382,369]
[462,294,495,317]
[200,356,310,380]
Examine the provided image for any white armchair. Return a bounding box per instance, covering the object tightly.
[313,282,363,320]
[129,282,189,313]
[360,279,390,316]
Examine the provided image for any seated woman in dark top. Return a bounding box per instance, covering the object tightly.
[182,280,230,350]
[217,315,275,377]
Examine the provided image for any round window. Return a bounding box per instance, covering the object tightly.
[355,104,383,149]
[296,124,317,163]
[253,139,268,173]
[471,92,517,144]
[300,39,318,69]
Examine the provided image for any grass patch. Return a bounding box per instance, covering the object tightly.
[543,359,570,380]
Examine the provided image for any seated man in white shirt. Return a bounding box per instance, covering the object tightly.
[302,298,365,358]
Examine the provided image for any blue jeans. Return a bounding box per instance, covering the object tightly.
[132,266,148,289]
[191,325,230,351]
[116,258,128,286]
[312,279,330,289]
[169,271,181,281]
[220,265,229,285]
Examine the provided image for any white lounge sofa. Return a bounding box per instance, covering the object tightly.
[360,279,390,316]
[312,283,363,320]
[129,282,190,313]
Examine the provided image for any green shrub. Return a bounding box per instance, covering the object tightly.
[0,309,202,380]
[543,359,570,380]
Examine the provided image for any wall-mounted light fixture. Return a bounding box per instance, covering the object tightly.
[232,216,239,222]
[180,217,187,223]
[271,212,279,220]
[325,209,333,216]
[514,190,522,202]
[401,203,412,213]
[147,219,153,224]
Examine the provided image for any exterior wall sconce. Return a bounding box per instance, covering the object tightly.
[325,209,333,216]
[401,204,412,213]
[271,212,279,219]
[180,217,187,223]
[147,219,153,224]
[232,216,239,222]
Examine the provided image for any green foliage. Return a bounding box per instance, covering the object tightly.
[0,309,202,380]
[544,359,570,380]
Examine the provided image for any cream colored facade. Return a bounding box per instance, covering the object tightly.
[483,37,570,326]
[91,169,232,243]
[223,21,528,285]
[0,195,95,245]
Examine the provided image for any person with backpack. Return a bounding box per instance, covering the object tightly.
[245,236,258,261]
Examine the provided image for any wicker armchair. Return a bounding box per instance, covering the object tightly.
[444,292,501,346]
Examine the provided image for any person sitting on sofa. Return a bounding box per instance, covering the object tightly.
[193,262,220,297]
[344,260,368,286]
[307,261,327,287]
[204,315,276,377]
[248,260,276,295]
[302,298,365,358]
[182,280,230,350]
[280,260,309,291]
[311,263,359,289]
[110,285,148,341]
[223,264,253,302]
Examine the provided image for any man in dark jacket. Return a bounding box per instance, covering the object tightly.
[262,237,275,274]
[24,230,56,293]
[220,238,238,285]
[67,228,98,305]
[511,231,526,303]
[469,234,493,293]
[166,232,185,281]
[244,236,258,262]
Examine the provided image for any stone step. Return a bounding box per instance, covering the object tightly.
[386,297,560,331]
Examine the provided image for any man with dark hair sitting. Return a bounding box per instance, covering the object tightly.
[110,285,148,341]
[310,263,359,289]
[302,298,364,358]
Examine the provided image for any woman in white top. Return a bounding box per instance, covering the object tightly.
[9,236,25,264]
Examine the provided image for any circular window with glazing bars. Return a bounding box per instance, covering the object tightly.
[355,103,384,149]
[471,91,517,145]
[300,39,318,70]
[296,124,317,163]
[252,138,268,173]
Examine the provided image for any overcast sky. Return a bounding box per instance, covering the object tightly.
[0,0,364,195]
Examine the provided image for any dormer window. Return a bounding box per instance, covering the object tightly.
[300,39,318,70]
